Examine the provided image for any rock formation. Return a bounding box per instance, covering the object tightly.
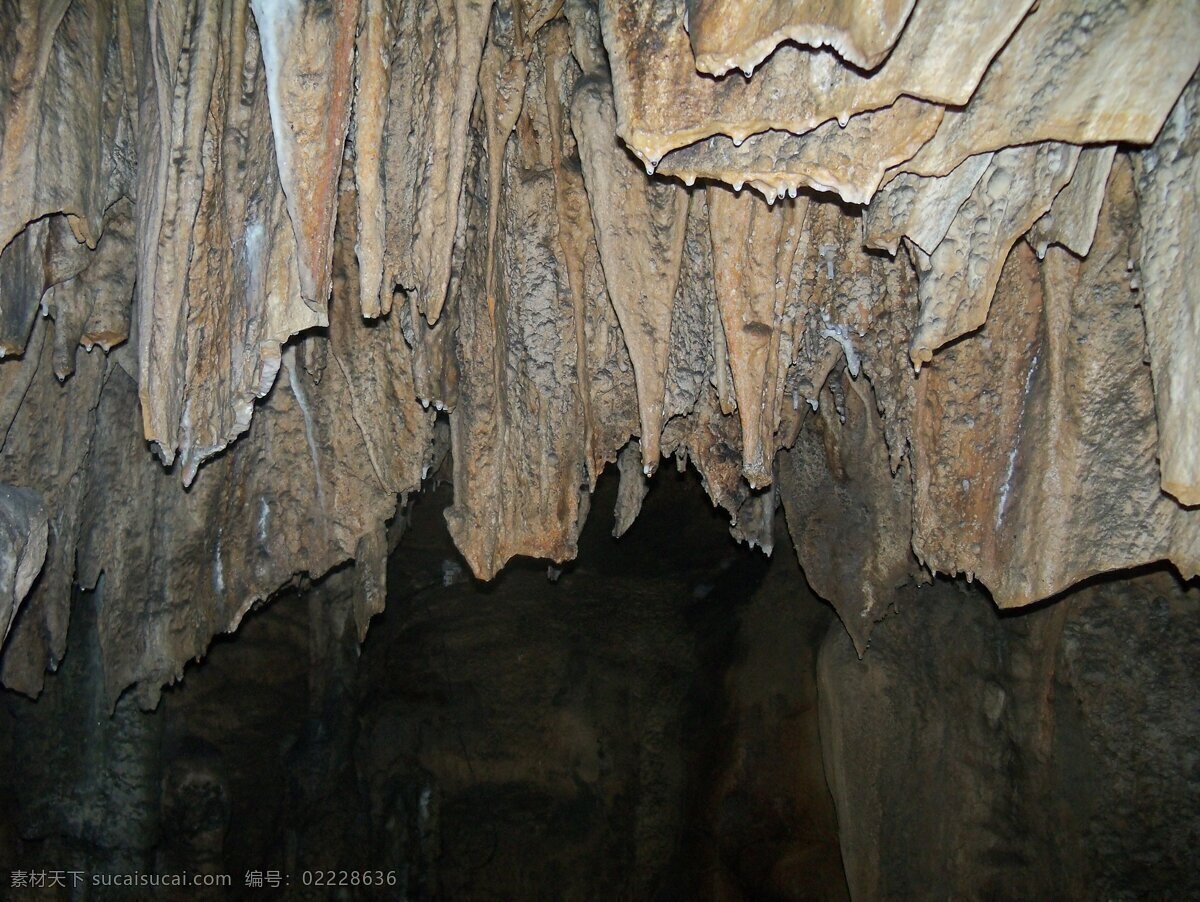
[0,0,1196,712]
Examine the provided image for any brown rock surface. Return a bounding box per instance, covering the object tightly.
[136,0,325,479]
[574,75,688,473]
[863,153,993,256]
[908,142,1080,367]
[707,186,802,487]
[686,0,917,74]
[911,159,1200,604]
[0,0,1194,713]
[0,0,134,253]
[657,97,942,205]
[1133,79,1200,505]
[903,0,1200,177]
[602,0,1032,165]
[249,0,358,307]
[376,0,492,323]
[819,569,1200,899]
[0,485,46,648]
[779,370,916,652]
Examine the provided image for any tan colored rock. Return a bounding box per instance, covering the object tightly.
[377,0,492,323]
[613,441,649,538]
[657,98,942,206]
[326,162,435,499]
[904,0,1200,177]
[673,382,759,531]
[43,214,94,291]
[664,191,718,424]
[1133,79,1200,506]
[137,1,323,479]
[0,0,135,252]
[686,0,917,74]
[0,321,105,696]
[445,25,591,579]
[790,199,918,471]
[353,0,393,318]
[728,483,776,554]
[707,186,803,487]
[1028,146,1118,260]
[909,143,1079,368]
[573,75,689,474]
[250,0,358,306]
[0,218,51,357]
[912,160,1200,604]
[4,0,1200,702]
[45,199,135,379]
[72,182,431,707]
[602,0,1033,165]
[863,154,993,256]
[547,19,639,482]
[79,201,135,354]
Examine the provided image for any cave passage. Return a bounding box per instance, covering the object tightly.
[0,469,847,899]
[1,466,1197,900]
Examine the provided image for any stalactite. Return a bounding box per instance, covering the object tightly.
[0,0,1192,701]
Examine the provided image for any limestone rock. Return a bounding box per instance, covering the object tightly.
[780,371,916,652]
[602,0,1033,166]
[612,440,649,538]
[0,0,1198,703]
[0,217,51,357]
[657,97,942,206]
[1028,145,1118,260]
[686,0,917,74]
[44,199,135,379]
[663,191,717,425]
[546,18,640,483]
[573,75,688,474]
[0,484,47,648]
[707,186,803,487]
[0,0,135,253]
[904,0,1200,177]
[136,0,324,480]
[909,143,1080,368]
[819,570,1200,898]
[911,159,1200,605]
[1133,79,1200,505]
[377,0,492,323]
[0,321,105,696]
[863,154,993,256]
[250,0,358,307]
[445,25,591,579]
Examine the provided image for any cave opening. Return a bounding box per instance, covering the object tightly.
[0,466,845,899]
[2,462,1197,900]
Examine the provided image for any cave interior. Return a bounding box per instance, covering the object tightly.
[0,0,1197,898]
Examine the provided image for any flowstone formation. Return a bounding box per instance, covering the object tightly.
[0,0,1196,704]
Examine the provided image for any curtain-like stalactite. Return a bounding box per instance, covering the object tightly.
[0,0,1194,710]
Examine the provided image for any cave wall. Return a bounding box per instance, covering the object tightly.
[820,569,1200,900]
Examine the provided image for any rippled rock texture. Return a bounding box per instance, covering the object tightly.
[0,0,1195,712]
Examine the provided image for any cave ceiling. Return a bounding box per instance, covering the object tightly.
[0,0,1195,706]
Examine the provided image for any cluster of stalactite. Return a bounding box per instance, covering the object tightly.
[0,0,1195,705]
